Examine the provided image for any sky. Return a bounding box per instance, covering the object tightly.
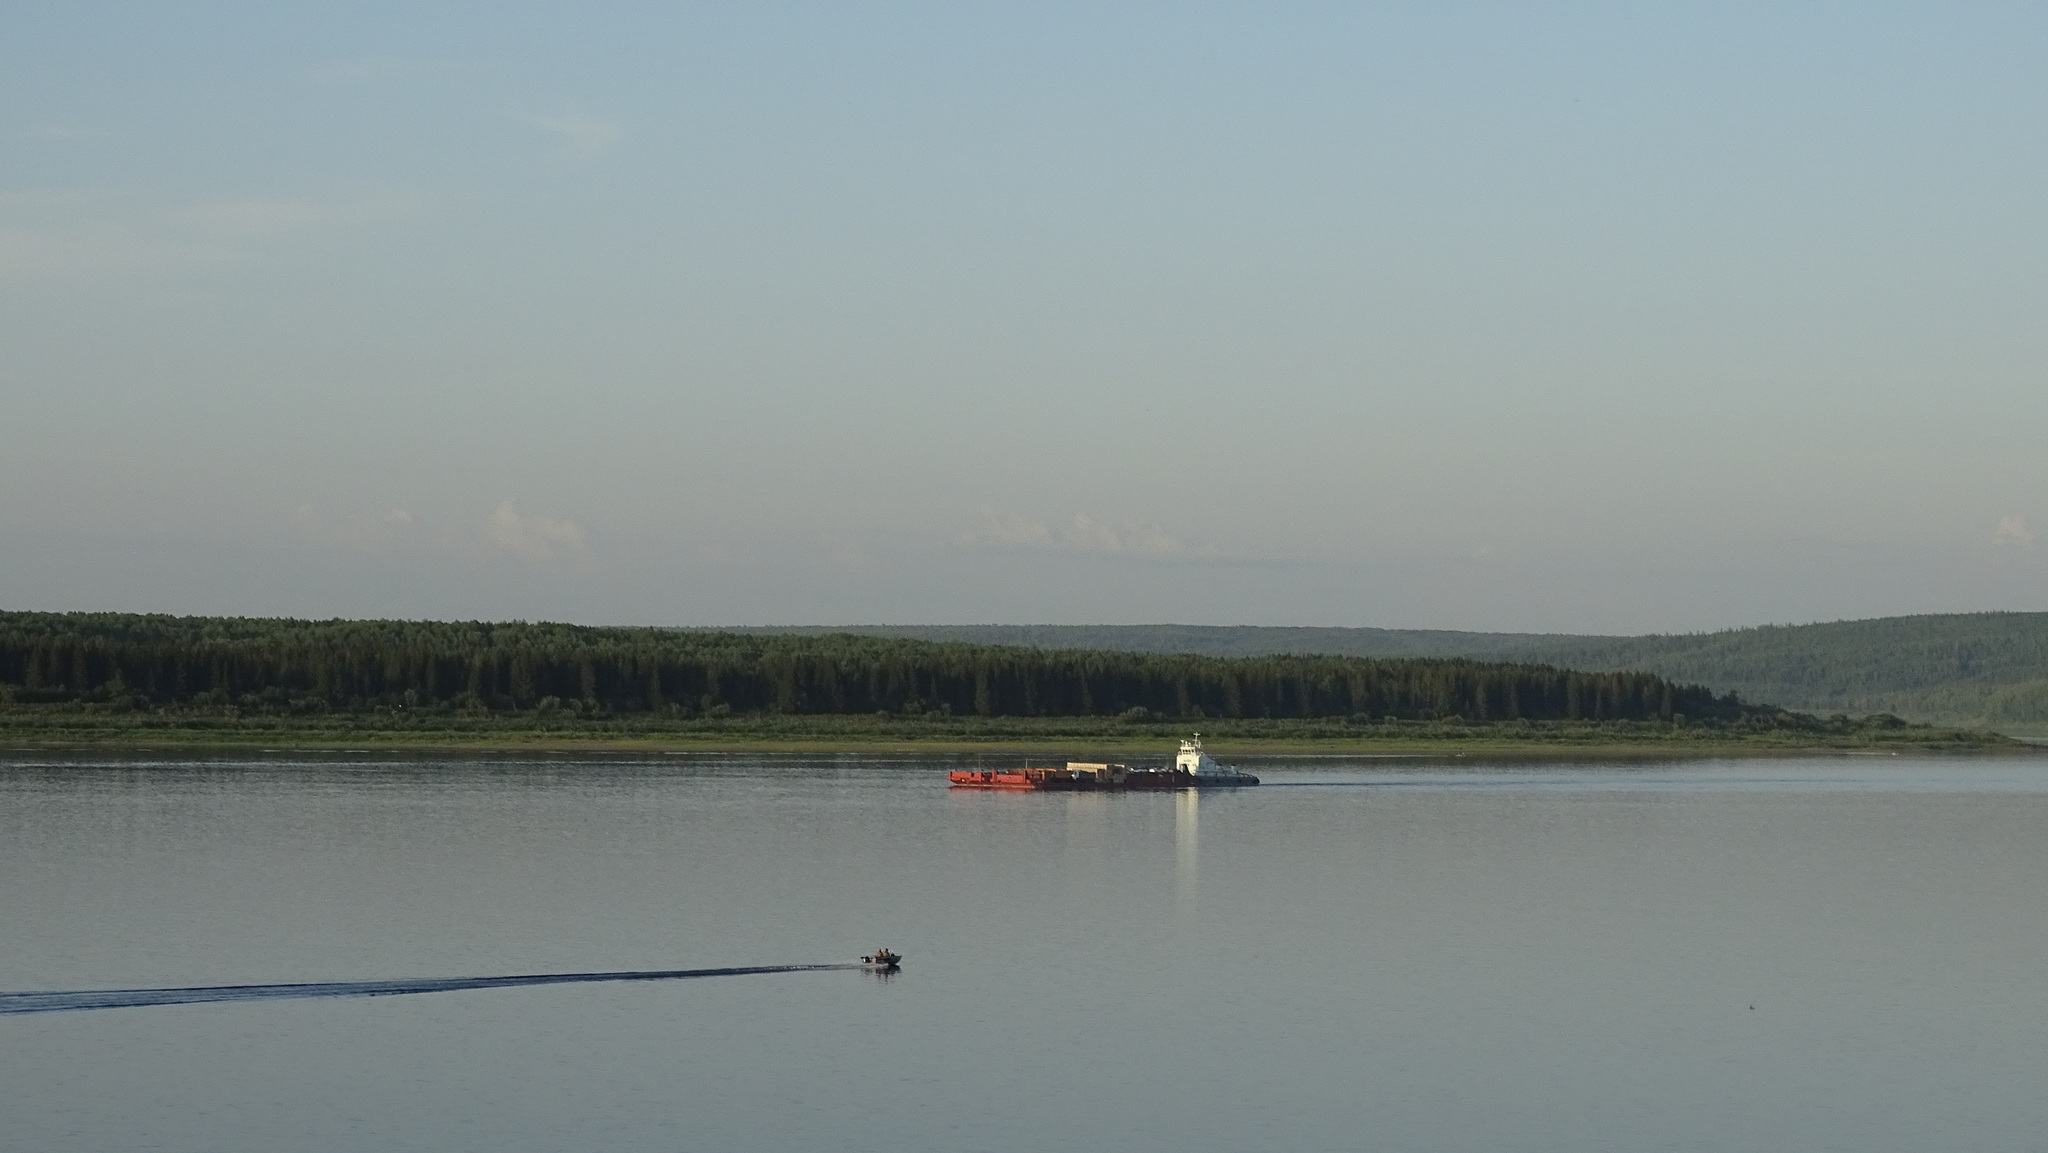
[3,3,2045,634]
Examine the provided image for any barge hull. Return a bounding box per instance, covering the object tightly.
[951,768,1259,791]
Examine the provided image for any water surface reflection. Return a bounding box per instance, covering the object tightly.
[4,751,2046,1153]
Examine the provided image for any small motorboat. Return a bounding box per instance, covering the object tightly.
[860,949,902,969]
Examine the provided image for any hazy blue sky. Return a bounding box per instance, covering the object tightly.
[4,3,2044,632]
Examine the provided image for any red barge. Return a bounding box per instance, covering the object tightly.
[947,736,1259,791]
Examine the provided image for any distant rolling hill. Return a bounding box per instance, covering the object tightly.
[751,614,2048,727]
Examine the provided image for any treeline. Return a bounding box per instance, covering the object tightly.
[0,612,1763,723]
[821,614,2048,724]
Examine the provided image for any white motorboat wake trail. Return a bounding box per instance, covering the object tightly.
[0,964,864,1015]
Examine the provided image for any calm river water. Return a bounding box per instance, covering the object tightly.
[5,751,2047,1152]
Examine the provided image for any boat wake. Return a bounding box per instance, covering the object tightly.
[0,964,862,1015]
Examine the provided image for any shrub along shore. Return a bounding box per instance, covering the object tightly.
[0,703,2014,755]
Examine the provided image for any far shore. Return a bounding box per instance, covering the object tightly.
[0,717,2026,760]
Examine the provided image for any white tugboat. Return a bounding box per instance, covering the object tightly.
[1174,734,1260,787]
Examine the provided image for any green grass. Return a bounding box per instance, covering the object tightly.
[0,704,2017,756]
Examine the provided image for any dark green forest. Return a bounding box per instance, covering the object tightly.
[0,611,1751,724]
[764,613,2048,725]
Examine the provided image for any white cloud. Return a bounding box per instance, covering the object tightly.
[1995,513,2036,548]
[293,504,423,552]
[831,544,879,573]
[170,196,419,239]
[974,507,1058,548]
[174,200,341,239]
[533,113,623,159]
[295,502,593,570]
[1064,512,1187,558]
[0,225,236,280]
[0,192,420,282]
[965,507,1199,560]
[485,499,589,566]
[309,56,472,84]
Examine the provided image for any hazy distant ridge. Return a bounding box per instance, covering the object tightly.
[752,614,2048,725]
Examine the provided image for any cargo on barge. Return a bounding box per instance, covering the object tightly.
[946,736,1258,791]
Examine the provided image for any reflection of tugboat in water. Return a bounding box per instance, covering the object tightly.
[860,948,901,970]
[946,735,1258,791]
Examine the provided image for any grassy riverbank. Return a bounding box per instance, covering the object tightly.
[0,705,2019,756]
